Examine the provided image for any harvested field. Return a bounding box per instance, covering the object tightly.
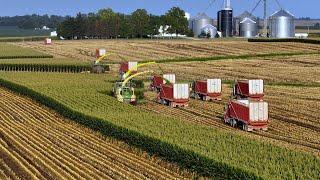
[14,40,320,62]
[141,84,320,156]
[0,87,190,179]
[146,54,320,84]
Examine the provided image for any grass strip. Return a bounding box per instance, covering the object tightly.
[248,38,320,44]
[0,36,58,42]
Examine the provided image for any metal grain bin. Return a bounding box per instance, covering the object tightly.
[192,13,213,37]
[201,24,217,38]
[269,9,295,38]
[218,10,233,37]
[240,17,257,38]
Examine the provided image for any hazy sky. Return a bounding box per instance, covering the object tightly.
[0,0,319,18]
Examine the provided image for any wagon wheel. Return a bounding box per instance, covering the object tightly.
[202,96,207,101]
[242,124,249,131]
[230,119,237,127]
[195,93,200,100]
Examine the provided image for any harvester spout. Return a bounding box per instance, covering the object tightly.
[94,53,115,64]
[124,61,156,79]
[122,70,154,87]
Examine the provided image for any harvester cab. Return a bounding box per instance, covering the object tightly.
[114,70,154,105]
[113,82,136,104]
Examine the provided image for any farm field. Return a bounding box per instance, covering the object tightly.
[0,87,189,179]
[142,85,320,154]
[146,54,320,85]
[1,39,320,179]
[0,72,319,179]
[13,39,320,62]
[0,43,49,58]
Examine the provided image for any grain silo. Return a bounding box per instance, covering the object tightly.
[239,17,258,38]
[234,11,257,36]
[201,24,217,38]
[191,13,214,38]
[217,0,233,37]
[268,9,295,38]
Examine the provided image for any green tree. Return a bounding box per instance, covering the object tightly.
[119,13,133,38]
[75,13,87,39]
[57,16,76,39]
[164,7,188,37]
[130,9,150,38]
[149,15,165,36]
[98,8,120,38]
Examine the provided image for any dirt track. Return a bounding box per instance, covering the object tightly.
[0,88,191,179]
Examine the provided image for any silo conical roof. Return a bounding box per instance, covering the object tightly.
[194,13,211,20]
[270,9,294,18]
[237,11,256,21]
[240,17,256,24]
[201,24,217,30]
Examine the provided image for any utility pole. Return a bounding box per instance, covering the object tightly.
[263,0,267,36]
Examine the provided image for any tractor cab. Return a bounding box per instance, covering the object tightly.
[113,82,136,104]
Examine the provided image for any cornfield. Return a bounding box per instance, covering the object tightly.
[0,72,319,179]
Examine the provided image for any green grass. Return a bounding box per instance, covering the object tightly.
[248,38,320,44]
[0,43,51,58]
[0,72,319,179]
[0,26,51,37]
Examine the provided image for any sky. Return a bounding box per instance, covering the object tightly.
[0,0,319,19]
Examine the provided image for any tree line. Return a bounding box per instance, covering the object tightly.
[0,14,65,29]
[57,7,192,39]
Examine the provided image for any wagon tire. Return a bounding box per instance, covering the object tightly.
[243,124,248,131]
[202,96,207,101]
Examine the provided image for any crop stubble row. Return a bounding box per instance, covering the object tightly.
[147,54,320,84]
[141,87,320,156]
[0,88,190,179]
[13,40,320,62]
